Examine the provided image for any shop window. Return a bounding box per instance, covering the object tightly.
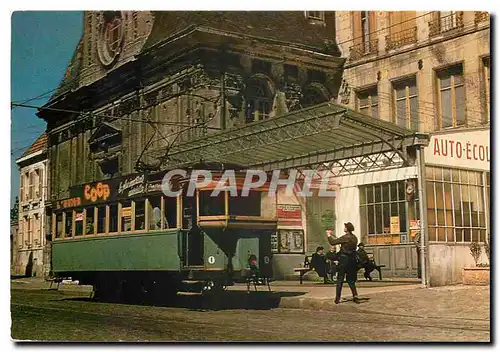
[426,167,487,243]
[121,200,132,232]
[109,204,118,233]
[277,229,304,253]
[74,210,84,236]
[148,197,162,230]
[437,65,465,129]
[359,180,418,245]
[228,191,261,216]
[199,191,225,216]
[97,206,106,234]
[134,199,146,231]
[64,211,73,237]
[164,196,177,229]
[356,87,378,118]
[85,207,95,235]
[393,77,418,131]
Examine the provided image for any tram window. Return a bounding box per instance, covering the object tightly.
[121,200,132,232]
[85,206,95,235]
[55,213,63,238]
[109,204,118,233]
[229,191,261,216]
[97,206,106,234]
[148,197,162,230]
[74,210,83,236]
[64,211,73,237]
[134,199,146,231]
[164,196,177,228]
[199,191,225,216]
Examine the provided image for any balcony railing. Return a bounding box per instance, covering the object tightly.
[428,12,464,37]
[385,27,418,51]
[475,12,490,25]
[349,38,379,61]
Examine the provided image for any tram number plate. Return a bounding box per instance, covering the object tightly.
[208,256,216,264]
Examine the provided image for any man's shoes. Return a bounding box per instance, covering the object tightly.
[353,296,361,304]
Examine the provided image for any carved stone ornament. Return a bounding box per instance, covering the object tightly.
[284,82,302,111]
[97,11,125,68]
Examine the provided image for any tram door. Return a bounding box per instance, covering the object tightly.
[182,194,204,266]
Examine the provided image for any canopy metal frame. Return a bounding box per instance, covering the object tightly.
[151,102,430,177]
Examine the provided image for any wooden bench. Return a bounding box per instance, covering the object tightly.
[360,253,386,281]
[294,255,313,284]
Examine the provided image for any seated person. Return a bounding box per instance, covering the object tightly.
[325,245,339,281]
[310,246,328,283]
[248,254,264,284]
[357,242,376,281]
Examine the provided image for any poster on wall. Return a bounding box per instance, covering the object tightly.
[390,216,400,234]
[278,229,304,253]
[277,204,303,227]
[271,232,279,253]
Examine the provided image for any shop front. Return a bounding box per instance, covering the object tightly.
[423,128,490,286]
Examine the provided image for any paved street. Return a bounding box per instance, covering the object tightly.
[11,281,490,342]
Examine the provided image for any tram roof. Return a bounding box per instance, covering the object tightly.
[155,102,430,174]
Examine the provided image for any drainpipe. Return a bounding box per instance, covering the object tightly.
[416,146,430,287]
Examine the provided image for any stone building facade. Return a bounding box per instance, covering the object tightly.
[38,11,345,279]
[334,11,490,285]
[14,133,49,277]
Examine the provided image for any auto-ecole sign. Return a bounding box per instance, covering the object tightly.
[424,129,490,171]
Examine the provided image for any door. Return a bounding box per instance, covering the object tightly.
[182,195,203,266]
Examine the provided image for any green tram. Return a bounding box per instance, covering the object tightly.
[50,164,277,300]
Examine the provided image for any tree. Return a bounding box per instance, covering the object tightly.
[10,197,19,224]
[469,241,482,267]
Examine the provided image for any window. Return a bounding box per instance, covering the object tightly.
[483,57,490,123]
[229,191,261,216]
[121,200,132,232]
[55,213,63,239]
[35,169,41,198]
[34,214,40,245]
[245,78,273,123]
[74,210,83,236]
[426,166,487,243]
[357,87,378,118]
[148,197,162,230]
[300,84,330,108]
[199,191,225,216]
[440,11,458,32]
[64,211,73,237]
[386,12,417,50]
[97,206,106,234]
[84,207,95,235]
[276,229,305,254]
[437,65,465,129]
[109,204,118,233]
[28,172,34,200]
[27,216,33,245]
[359,180,419,245]
[305,11,324,21]
[20,174,24,202]
[134,199,146,231]
[164,196,177,229]
[361,11,371,53]
[393,77,419,130]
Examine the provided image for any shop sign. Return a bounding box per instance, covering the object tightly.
[84,182,111,203]
[277,204,302,227]
[409,219,421,230]
[425,129,490,171]
[390,216,400,234]
[56,197,81,210]
[75,212,83,221]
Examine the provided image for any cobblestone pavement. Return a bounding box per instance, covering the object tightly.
[11,285,489,342]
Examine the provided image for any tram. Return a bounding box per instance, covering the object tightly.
[50,163,277,300]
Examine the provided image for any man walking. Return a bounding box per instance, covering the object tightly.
[327,222,359,304]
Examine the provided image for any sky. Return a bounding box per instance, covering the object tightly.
[11,11,83,207]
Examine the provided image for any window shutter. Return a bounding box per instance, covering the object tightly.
[352,12,362,46]
[369,11,377,34]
